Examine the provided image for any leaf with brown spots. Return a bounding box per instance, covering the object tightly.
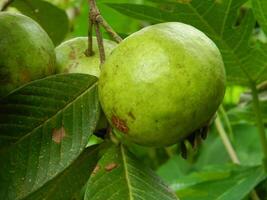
[52,127,66,144]
[0,74,100,199]
[92,165,101,176]
[85,144,178,200]
[105,162,118,172]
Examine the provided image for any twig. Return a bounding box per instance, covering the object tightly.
[87,0,122,62]
[1,0,14,11]
[94,22,105,64]
[86,0,99,57]
[87,0,123,64]
[88,0,122,140]
[96,15,123,43]
[86,17,94,56]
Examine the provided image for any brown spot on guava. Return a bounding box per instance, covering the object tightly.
[52,127,66,143]
[20,69,31,83]
[47,58,56,74]
[69,50,76,60]
[112,115,129,133]
[105,163,118,172]
[64,68,70,73]
[128,111,135,120]
[72,62,79,69]
[92,165,101,175]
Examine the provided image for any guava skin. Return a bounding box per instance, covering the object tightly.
[0,12,56,98]
[55,37,117,133]
[55,37,117,77]
[99,22,226,147]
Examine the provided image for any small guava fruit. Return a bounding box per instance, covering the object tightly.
[55,37,117,133]
[99,22,226,147]
[55,37,117,77]
[0,12,56,98]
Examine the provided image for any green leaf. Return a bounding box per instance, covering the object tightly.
[227,101,267,125]
[252,0,267,35]
[11,0,69,45]
[227,104,256,125]
[0,74,100,199]
[171,165,266,200]
[157,131,229,184]
[107,1,267,85]
[158,123,265,184]
[202,123,263,166]
[25,145,101,200]
[157,155,193,182]
[233,124,264,165]
[85,144,178,200]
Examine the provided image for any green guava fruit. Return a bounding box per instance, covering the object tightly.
[55,37,117,132]
[55,37,117,77]
[98,22,226,147]
[0,12,56,98]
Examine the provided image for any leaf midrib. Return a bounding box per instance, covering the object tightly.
[121,145,134,200]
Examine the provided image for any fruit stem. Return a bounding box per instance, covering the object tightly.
[95,22,106,64]
[96,15,123,43]
[215,115,239,164]
[87,0,122,63]
[219,106,234,142]
[86,13,94,57]
[87,0,106,64]
[250,82,267,172]
[215,115,261,200]
[86,0,99,57]
[1,0,14,11]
